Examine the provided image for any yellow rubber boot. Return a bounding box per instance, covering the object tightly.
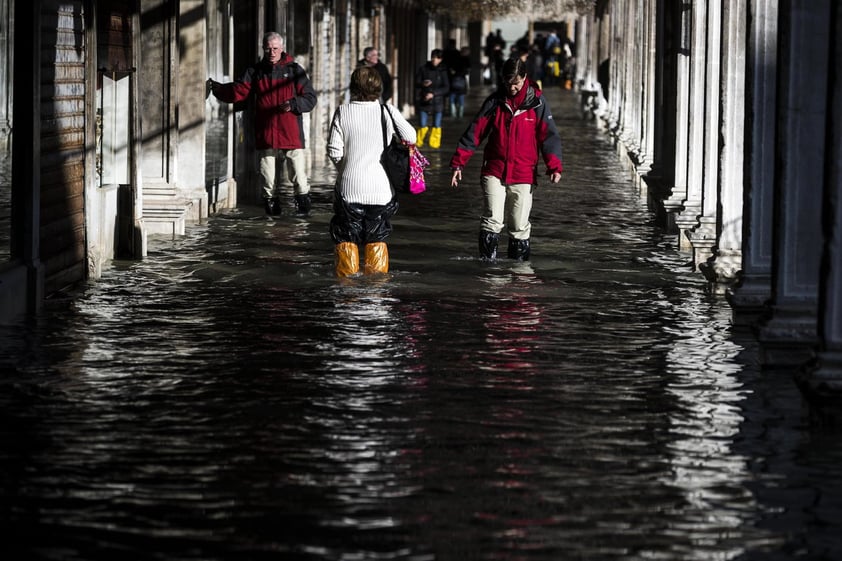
[429,127,442,149]
[417,127,429,148]
[335,242,360,277]
[364,242,389,274]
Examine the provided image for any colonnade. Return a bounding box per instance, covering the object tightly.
[1,0,840,417]
[575,0,841,415]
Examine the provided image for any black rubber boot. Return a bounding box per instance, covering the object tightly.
[263,198,274,215]
[271,198,282,216]
[478,230,499,260]
[294,193,311,215]
[507,237,531,261]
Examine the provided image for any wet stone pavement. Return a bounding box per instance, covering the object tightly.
[1,85,841,560]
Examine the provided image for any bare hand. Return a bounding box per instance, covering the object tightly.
[451,169,462,187]
[549,172,561,184]
[280,100,292,113]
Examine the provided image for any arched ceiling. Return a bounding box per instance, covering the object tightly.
[422,0,596,21]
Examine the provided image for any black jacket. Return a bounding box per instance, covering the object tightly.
[414,62,450,114]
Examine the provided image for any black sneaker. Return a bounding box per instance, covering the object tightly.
[271,198,282,216]
[263,198,274,215]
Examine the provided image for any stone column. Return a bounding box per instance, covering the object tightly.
[700,0,747,293]
[673,0,707,251]
[664,0,692,232]
[796,3,842,411]
[727,0,778,325]
[205,0,236,211]
[177,0,209,220]
[687,0,721,267]
[10,0,43,313]
[631,0,645,161]
[574,14,592,88]
[641,0,670,207]
[619,0,641,159]
[607,3,623,133]
[636,0,657,177]
[758,0,829,366]
[0,0,11,152]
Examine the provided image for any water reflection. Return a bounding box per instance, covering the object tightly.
[663,291,768,559]
[476,266,544,375]
[1,88,840,560]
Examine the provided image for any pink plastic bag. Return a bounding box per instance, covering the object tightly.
[408,145,430,195]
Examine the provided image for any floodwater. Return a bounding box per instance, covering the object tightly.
[2,88,841,560]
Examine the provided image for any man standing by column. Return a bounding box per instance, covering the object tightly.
[208,31,317,216]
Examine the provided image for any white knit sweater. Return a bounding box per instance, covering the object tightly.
[327,101,417,205]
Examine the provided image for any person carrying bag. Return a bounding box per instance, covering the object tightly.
[326,66,418,277]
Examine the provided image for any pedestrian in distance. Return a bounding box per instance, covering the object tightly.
[543,29,562,87]
[327,66,417,277]
[207,31,317,217]
[414,49,450,149]
[491,29,507,86]
[449,57,563,262]
[443,42,471,119]
[356,46,393,103]
[521,44,544,90]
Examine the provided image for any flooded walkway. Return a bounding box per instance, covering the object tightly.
[1,86,841,560]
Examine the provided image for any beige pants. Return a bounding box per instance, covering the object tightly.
[480,175,533,239]
[258,148,309,199]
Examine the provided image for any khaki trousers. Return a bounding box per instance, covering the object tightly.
[480,175,533,239]
[258,148,309,199]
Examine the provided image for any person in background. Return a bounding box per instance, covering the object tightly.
[414,49,450,149]
[208,31,316,216]
[543,29,562,87]
[491,29,507,86]
[484,30,499,85]
[561,38,576,90]
[521,44,543,90]
[357,47,393,103]
[327,66,416,277]
[444,42,471,118]
[448,57,562,261]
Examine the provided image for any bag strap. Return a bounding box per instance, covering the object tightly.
[380,103,404,145]
[379,104,389,150]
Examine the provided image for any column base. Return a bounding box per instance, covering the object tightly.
[757,305,819,367]
[795,351,842,425]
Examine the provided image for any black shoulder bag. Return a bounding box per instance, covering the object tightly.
[380,104,411,193]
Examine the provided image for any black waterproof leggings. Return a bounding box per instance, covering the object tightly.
[329,194,399,245]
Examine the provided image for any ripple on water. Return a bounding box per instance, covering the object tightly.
[1,89,836,560]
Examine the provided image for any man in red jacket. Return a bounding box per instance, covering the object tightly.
[449,57,563,261]
[209,32,317,216]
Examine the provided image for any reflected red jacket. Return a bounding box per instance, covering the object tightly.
[214,53,317,150]
[449,84,563,184]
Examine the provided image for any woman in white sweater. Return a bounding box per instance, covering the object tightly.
[327,66,417,277]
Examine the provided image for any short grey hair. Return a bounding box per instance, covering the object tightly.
[263,31,283,47]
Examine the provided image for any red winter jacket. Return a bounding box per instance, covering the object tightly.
[214,53,317,150]
[449,84,563,184]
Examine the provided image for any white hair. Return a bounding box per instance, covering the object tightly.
[263,31,283,47]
